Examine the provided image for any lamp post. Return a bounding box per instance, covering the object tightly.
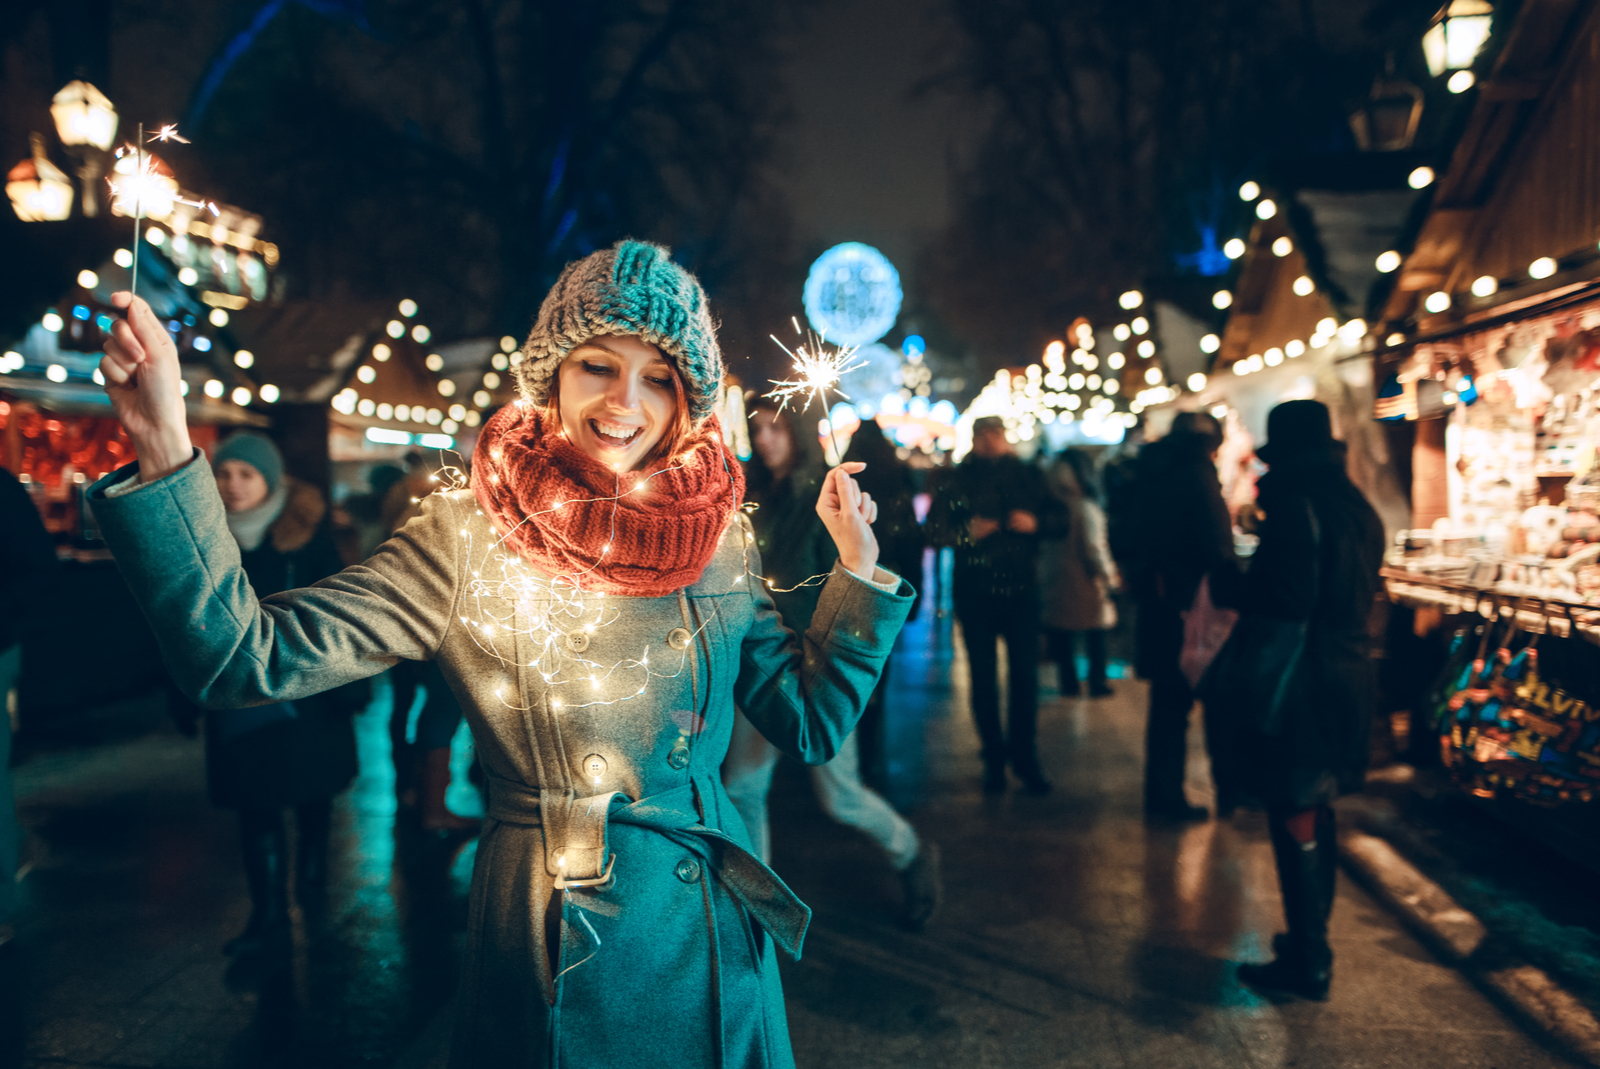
[48,79,118,217]
[6,133,74,221]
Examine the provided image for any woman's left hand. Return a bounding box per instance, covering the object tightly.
[817,462,879,579]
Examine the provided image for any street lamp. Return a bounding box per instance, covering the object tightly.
[1423,1,1493,78]
[49,80,118,217]
[7,133,74,221]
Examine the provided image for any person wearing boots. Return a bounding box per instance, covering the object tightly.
[178,432,360,956]
[1125,411,1235,821]
[1229,400,1384,1000]
[722,397,942,931]
[927,416,1067,794]
[1041,449,1119,698]
[383,452,478,834]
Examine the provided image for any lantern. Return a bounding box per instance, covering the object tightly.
[1349,73,1424,151]
[50,80,118,151]
[1423,1,1493,77]
[7,134,73,221]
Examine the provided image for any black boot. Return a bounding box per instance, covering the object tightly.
[225,810,290,956]
[1239,809,1335,999]
[1010,750,1053,796]
[294,799,332,902]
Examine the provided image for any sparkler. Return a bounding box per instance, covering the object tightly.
[765,317,866,463]
[108,122,212,297]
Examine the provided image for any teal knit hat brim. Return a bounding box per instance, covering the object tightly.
[514,240,722,424]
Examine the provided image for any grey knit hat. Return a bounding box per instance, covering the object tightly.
[212,431,284,492]
[514,240,722,424]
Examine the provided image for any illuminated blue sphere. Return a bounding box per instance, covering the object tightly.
[802,242,902,347]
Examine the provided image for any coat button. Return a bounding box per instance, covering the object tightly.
[667,740,691,770]
[675,858,701,883]
[581,754,607,779]
[567,631,590,653]
[667,627,691,650]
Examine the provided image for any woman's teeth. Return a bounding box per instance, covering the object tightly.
[591,420,641,446]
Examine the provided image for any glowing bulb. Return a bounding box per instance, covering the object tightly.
[1239,181,1260,201]
[1408,166,1435,189]
[1256,199,1277,219]
[46,363,67,383]
[1471,275,1498,297]
[1292,275,1314,296]
[1118,290,1143,309]
[439,379,457,396]
[1187,372,1207,391]
[1143,367,1163,386]
[1212,290,1233,310]
[1108,353,1125,369]
[208,308,229,327]
[425,353,444,371]
[1199,334,1220,354]
[234,349,254,368]
[500,335,517,353]
[1131,317,1148,334]
[77,269,99,289]
[204,378,224,398]
[1113,324,1131,341]
[1424,290,1451,313]
[1223,238,1245,259]
[1271,237,1292,257]
[1376,250,1402,273]
[41,311,63,332]
[386,320,405,339]
[1529,257,1558,279]
[357,365,376,383]
[260,383,279,403]
[412,324,432,343]
[1448,70,1476,93]
[1136,340,1155,357]
[231,387,252,406]
[178,267,198,286]
[372,343,391,361]
[113,248,133,268]
[398,298,418,317]
[1285,339,1305,357]
[1265,347,1283,366]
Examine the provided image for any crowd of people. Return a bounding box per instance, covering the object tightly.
[0,239,1386,1064]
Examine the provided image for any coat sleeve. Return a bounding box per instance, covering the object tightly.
[733,524,914,766]
[89,454,461,710]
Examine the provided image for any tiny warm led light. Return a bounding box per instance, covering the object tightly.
[1187,372,1207,391]
[1424,290,1451,313]
[1213,290,1233,310]
[1285,339,1305,357]
[1199,334,1220,354]
[1256,199,1277,220]
[1376,250,1402,273]
[209,308,229,327]
[260,384,279,403]
[77,269,99,289]
[1529,257,1558,279]
[1408,166,1435,189]
[1223,238,1245,259]
[1448,70,1476,93]
[1272,237,1292,257]
[231,386,252,406]
[398,298,418,317]
[1239,181,1260,201]
[1471,275,1498,297]
[1292,275,1314,296]
[113,248,133,268]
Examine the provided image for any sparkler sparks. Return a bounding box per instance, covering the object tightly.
[106,123,212,296]
[765,317,866,462]
[148,124,190,144]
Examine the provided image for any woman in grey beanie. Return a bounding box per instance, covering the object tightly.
[90,239,914,1068]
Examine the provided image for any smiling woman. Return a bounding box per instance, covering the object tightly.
[550,336,692,471]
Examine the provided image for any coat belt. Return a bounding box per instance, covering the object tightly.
[484,771,812,960]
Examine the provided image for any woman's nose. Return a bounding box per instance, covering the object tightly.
[607,375,641,411]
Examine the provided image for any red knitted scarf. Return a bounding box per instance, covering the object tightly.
[471,403,745,596]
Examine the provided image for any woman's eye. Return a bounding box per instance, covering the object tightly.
[581,361,613,376]
[647,376,673,389]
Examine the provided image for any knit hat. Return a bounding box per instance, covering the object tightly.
[514,240,722,424]
[212,431,284,492]
[1257,399,1336,464]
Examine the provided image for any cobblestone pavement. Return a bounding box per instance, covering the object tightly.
[0,597,1581,1068]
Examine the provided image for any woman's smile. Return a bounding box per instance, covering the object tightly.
[556,336,681,471]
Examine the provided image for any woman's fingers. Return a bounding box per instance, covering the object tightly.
[106,317,145,366]
[98,353,133,387]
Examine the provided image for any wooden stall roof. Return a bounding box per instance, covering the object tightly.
[224,300,388,403]
[1383,0,1599,329]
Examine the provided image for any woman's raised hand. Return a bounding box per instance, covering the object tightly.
[100,292,194,482]
[816,462,880,580]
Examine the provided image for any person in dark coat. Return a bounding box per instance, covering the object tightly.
[178,432,360,956]
[722,397,942,931]
[842,418,924,787]
[1041,449,1119,697]
[0,467,56,948]
[926,416,1068,793]
[1230,400,1385,1001]
[1126,411,1235,821]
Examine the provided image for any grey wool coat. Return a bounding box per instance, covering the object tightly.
[90,454,914,1069]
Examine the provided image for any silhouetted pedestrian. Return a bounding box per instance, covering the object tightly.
[1229,400,1384,1001]
[722,397,941,930]
[1125,411,1234,821]
[842,418,925,788]
[1041,449,1118,697]
[0,468,56,950]
[927,416,1067,794]
[174,432,361,956]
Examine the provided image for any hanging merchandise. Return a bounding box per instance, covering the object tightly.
[1438,599,1600,806]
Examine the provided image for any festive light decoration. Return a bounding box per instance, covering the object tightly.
[802,243,902,347]
[1376,250,1402,273]
[766,318,867,460]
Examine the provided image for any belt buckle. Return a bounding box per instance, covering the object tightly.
[554,854,616,891]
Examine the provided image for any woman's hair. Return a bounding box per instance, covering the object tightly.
[743,394,824,501]
[843,416,898,469]
[1058,448,1100,502]
[543,341,695,467]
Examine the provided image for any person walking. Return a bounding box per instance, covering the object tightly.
[1126,411,1235,821]
[840,417,924,788]
[168,432,361,956]
[927,416,1067,794]
[722,398,940,931]
[90,239,912,1068]
[1041,449,1118,698]
[0,467,57,951]
[1229,400,1384,1000]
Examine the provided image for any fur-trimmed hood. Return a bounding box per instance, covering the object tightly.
[269,477,326,555]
